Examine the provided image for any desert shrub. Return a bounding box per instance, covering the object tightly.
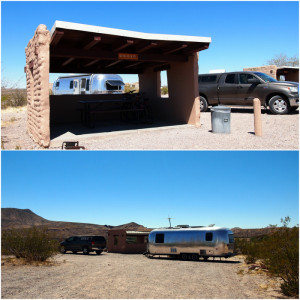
[1,93,11,109]
[1,89,27,108]
[2,226,59,262]
[260,226,299,297]
[124,85,138,93]
[235,238,260,264]
[236,221,299,297]
[161,86,168,95]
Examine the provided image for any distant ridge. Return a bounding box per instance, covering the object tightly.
[1,208,279,240]
[1,208,151,240]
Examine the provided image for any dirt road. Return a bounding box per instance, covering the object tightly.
[1,253,283,299]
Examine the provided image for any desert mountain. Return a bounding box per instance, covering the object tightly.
[2,208,279,240]
[1,208,151,240]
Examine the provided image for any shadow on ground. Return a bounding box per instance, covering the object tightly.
[148,255,241,264]
[206,107,299,115]
[50,119,185,141]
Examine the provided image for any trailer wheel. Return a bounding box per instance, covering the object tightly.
[181,253,188,260]
[203,256,208,261]
[191,254,199,261]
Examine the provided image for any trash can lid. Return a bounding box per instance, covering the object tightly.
[210,105,231,112]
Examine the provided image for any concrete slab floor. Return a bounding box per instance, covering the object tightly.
[50,121,187,148]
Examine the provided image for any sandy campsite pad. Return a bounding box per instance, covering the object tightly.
[1,106,298,150]
[1,253,283,299]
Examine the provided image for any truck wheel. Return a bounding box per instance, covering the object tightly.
[181,253,188,260]
[268,96,290,115]
[72,251,77,254]
[60,246,66,254]
[96,250,102,255]
[200,96,208,112]
[82,247,89,255]
[191,254,199,261]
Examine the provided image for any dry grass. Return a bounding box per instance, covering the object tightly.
[1,256,61,267]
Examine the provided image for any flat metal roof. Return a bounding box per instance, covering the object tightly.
[126,231,150,235]
[277,66,299,70]
[50,21,211,44]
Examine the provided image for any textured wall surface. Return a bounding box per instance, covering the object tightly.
[243,65,277,79]
[107,230,148,254]
[139,52,200,126]
[25,25,50,147]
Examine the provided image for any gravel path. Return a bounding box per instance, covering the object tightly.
[1,253,283,299]
[1,107,298,150]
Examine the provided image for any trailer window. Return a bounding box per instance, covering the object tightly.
[81,79,86,89]
[155,234,164,243]
[228,234,234,243]
[70,81,73,89]
[205,232,213,241]
[55,81,60,88]
[106,80,124,91]
[86,79,90,91]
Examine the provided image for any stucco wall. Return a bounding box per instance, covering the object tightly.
[284,71,299,82]
[243,65,299,82]
[107,230,148,254]
[139,53,200,126]
[243,65,277,79]
[25,25,51,147]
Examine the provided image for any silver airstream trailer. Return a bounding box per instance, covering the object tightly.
[52,74,125,95]
[144,226,235,261]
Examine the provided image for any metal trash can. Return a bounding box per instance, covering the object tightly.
[210,105,231,134]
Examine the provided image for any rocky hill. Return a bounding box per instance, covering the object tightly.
[1,208,151,240]
[2,208,279,240]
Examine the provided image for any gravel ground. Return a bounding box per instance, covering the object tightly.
[1,107,298,150]
[1,253,284,299]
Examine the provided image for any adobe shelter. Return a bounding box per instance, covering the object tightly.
[107,230,150,254]
[25,21,211,147]
[243,65,299,82]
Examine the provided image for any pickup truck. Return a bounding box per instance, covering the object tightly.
[198,71,299,114]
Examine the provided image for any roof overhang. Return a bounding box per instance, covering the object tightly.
[49,21,211,74]
[276,66,299,70]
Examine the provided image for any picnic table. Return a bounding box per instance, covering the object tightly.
[79,98,145,128]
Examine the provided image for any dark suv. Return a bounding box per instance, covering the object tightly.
[60,236,106,255]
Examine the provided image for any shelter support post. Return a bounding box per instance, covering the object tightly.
[167,52,200,126]
[25,25,51,147]
[139,53,200,126]
[139,68,161,99]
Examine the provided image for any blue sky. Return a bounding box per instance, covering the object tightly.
[1,1,299,88]
[1,151,299,229]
